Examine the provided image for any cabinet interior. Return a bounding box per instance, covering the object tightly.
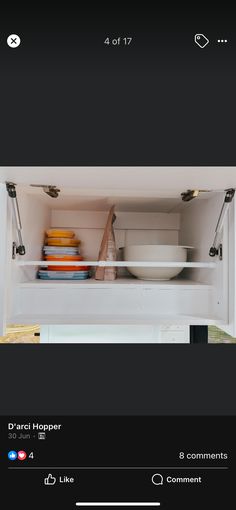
[13,185,225,287]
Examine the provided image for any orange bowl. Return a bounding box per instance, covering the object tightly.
[45,255,83,261]
[49,265,89,271]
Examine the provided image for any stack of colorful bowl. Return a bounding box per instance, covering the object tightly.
[38,229,90,280]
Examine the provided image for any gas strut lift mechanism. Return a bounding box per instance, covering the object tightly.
[6,182,60,259]
[209,188,235,257]
[6,182,26,257]
[181,188,235,257]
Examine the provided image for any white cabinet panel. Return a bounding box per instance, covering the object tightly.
[12,284,214,326]
[40,325,189,343]
[1,166,236,193]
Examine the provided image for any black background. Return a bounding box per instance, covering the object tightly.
[1,345,236,415]
[0,4,236,417]
[0,4,235,165]
[2,416,234,509]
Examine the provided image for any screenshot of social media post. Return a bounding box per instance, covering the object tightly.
[1,5,236,509]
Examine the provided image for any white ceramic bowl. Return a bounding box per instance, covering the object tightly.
[123,245,192,280]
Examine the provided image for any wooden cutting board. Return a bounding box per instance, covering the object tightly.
[95,205,117,280]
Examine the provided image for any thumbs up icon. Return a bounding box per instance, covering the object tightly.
[44,473,57,486]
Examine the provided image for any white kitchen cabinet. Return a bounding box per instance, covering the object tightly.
[0,166,235,343]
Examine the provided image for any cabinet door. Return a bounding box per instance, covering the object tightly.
[220,200,236,338]
[0,166,236,195]
[0,184,8,335]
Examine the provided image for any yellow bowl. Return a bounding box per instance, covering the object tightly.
[45,229,75,238]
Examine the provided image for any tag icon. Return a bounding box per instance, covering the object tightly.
[194,34,209,48]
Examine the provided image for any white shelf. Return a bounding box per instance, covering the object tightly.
[17,260,216,268]
[18,278,212,289]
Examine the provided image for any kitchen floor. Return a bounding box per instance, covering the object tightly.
[0,325,236,343]
[0,325,40,343]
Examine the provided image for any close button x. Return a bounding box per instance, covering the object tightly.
[7,34,21,48]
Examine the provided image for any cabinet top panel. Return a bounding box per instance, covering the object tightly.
[0,167,236,194]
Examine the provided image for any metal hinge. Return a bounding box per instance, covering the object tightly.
[218,244,223,261]
[30,184,60,198]
[181,189,211,201]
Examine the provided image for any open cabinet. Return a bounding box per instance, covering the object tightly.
[0,166,236,343]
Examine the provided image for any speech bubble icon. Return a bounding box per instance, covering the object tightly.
[152,473,164,486]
